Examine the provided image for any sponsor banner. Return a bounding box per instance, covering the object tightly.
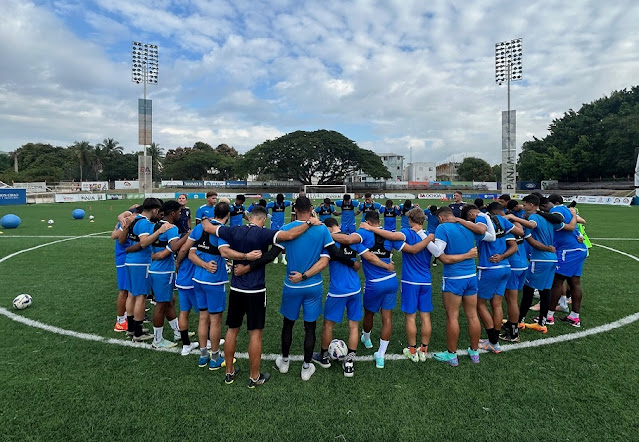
[153,192,176,199]
[184,193,206,200]
[385,193,416,200]
[182,180,204,188]
[246,194,262,199]
[106,193,127,200]
[476,194,499,200]
[262,193,291,199]
[575,195,633,206]
[55,193,107,203]
[472,181,498,190]
[161,180,184,187]
[431,181,451,186]
[114,180,139,190]
[541,180,558,190]
[519,181,540,190]
[226,180,248,188]
[408,181,430,188]
[451,181,473,187]
[0,188,27,205]
[203,180,226,188]
[81,181,109,192]
[306,193,345,200]
[13,182,47,193]
[418,193,447,199]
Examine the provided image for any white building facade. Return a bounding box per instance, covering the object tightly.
[404,162,436,182]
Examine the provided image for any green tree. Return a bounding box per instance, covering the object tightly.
[240,130,390,184]
[70,141,95,181]
[100,153,139,181]
[491,164,501,182]
[457,157,494,181]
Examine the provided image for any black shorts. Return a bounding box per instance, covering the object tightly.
[226,289,267,330]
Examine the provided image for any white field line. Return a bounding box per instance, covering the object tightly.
[0,239,637,361]
[589,238,639,241]
[0,235,113,239]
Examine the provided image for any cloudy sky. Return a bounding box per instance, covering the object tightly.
[1,0,638,166]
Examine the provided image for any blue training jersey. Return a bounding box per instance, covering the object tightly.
[229,204,246,227]
[399,227,432,284]
[434,222,477,278]
[191,220,230,285]
[400,204,414,230]
[550,205,586,252]
[350,229,402,282]
[505,232,528,271]
[336,199,358,228]
[525,213,560,262]
[426,211,439,235]
[379,206,400,231]
[195,204,215,221]
[315,204,336,222]
[114,222,131,266]
[320,241,361,297]
[278,221,334,289]
[475,214,514,270]
[149,222,180,273]
[358,202,382,222]
[266,200,291,230]
[124,215,154,265]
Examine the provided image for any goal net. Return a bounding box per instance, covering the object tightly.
[302,184,347,201]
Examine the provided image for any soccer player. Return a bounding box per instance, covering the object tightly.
[546,194,586,327]
[504,194,565,333]
[195,191,217,224]
[400,200,416,230]
[355,193,382,223]
[290,190,306,222]
[474,198,487,213]
[120,198,174,342]
[174,234,200,356]
[176,193,192,235]
[149,200,190,349]
[189,201,262,370]
[111,209,135,333]
[448,191,465,217]
[229,195,248,227]
[426,206,494,366]
[247,199,267,212]
[379,199,400,231]
[315,198,336,222]
[266,193,292,264]
[335,194,358,233]
[202,206,320,388]
[497,194,511,208]
[506,199,526,218]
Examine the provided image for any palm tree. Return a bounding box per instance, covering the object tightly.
[96,138,123,158]
[70,141,94,181]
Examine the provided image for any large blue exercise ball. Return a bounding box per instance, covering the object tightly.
[72,209,86,220]
[1,214,21,229]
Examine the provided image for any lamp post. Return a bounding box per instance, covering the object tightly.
[132,41,158,195]
[495,38,522,193]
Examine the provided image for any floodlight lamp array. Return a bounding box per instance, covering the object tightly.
[495,38,522,85]
[132,41,159,84]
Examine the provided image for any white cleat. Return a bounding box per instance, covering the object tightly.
[301,363,316,381]
[181,342,199,356]
[273,257,279,264]
[275,355,289,374]
[281,256,288,265]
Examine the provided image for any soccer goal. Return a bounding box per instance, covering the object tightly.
[303,184,347,201]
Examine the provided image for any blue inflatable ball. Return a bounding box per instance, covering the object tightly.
[1,214,21,229]
[72,209,86,220]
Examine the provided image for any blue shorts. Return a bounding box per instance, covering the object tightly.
[194,282,227,314]
[441,276,478,297]
[178,287,197,312]
[556,249,587,278]
[525,261,556,290]
[116,265,130,292]
[149,272,175,303]
[281,283,324,322]
[506,269,526,291]
[401,282,433,314]
[324,292,363,323]
[341,224,356,234]
[477,267,510,300]
[363,277,398,312]
[126,265,150,297]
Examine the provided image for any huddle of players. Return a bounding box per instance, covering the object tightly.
[112,189,588,386]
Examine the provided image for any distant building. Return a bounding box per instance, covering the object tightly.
[347,152,405,183]
[404,162,436,182]
[436,162,461,181]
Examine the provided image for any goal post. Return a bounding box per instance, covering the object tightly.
[303,184,347,201]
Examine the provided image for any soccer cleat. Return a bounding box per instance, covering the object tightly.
[132,332,153,342]
[533,289,540,299]
[149,298,157,305]
[525,322,548,333]
[468,348,480,364]
[312,352,331,369]
[433,351,459,367]
[219,338,225,346]
[301,363,316,381]
[273,257,279,264]
[533,316,554,325]
[418,346,428,362]
[558,315,581,328]
[281,256,288,265]
[209,355,226,371]
[373,351,385,369]
[530,303,541,312]
[198,353,210,368]
[343,360,354,377]
[248,372,270,388]
[181,342,199,356]
[225,367,240,385]
[499,329,519,343]
[152,338,177,349]
[114,321,128,332]
[143,315,150,324]
[403,347,419,362]
[275,355,290,374]
[517,321,526,330]
[361,334,373,349]
[432,261,437,267]
[478,339,502,354]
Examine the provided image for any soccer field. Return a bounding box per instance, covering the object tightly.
[1,200,638,441]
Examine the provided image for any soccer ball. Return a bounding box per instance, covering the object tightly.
[13,294,32,310]
[47,219,54,224]
[328,339,348,361]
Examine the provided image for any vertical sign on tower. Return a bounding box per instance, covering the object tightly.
[138,99,152,145]
[501,110,516,192]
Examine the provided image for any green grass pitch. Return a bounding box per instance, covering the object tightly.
[1,199,638,441]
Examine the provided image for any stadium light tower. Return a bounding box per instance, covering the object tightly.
[131,41,158,194]
[495,38,522,193]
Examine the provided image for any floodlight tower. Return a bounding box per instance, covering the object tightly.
[495,38,522,193]
[131,41,158,194]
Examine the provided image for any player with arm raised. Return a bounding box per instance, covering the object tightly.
[335,194,358,234]
[355,193,382,224]
[379,199,401,231]
[314,198,336,222]
[266,194,292,264]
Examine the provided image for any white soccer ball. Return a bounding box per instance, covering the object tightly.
[47,219,54,224]
[328,339,348,361]
[13,294,32,310]
[89,215,95,220]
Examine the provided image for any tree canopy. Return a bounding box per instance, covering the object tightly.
[518,86,639,181]
[457,157,494,181]
[240,130,390,184]
[163,142,239,180]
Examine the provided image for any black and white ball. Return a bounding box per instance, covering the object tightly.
[13,294,32,310]
[328,339,348,361]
